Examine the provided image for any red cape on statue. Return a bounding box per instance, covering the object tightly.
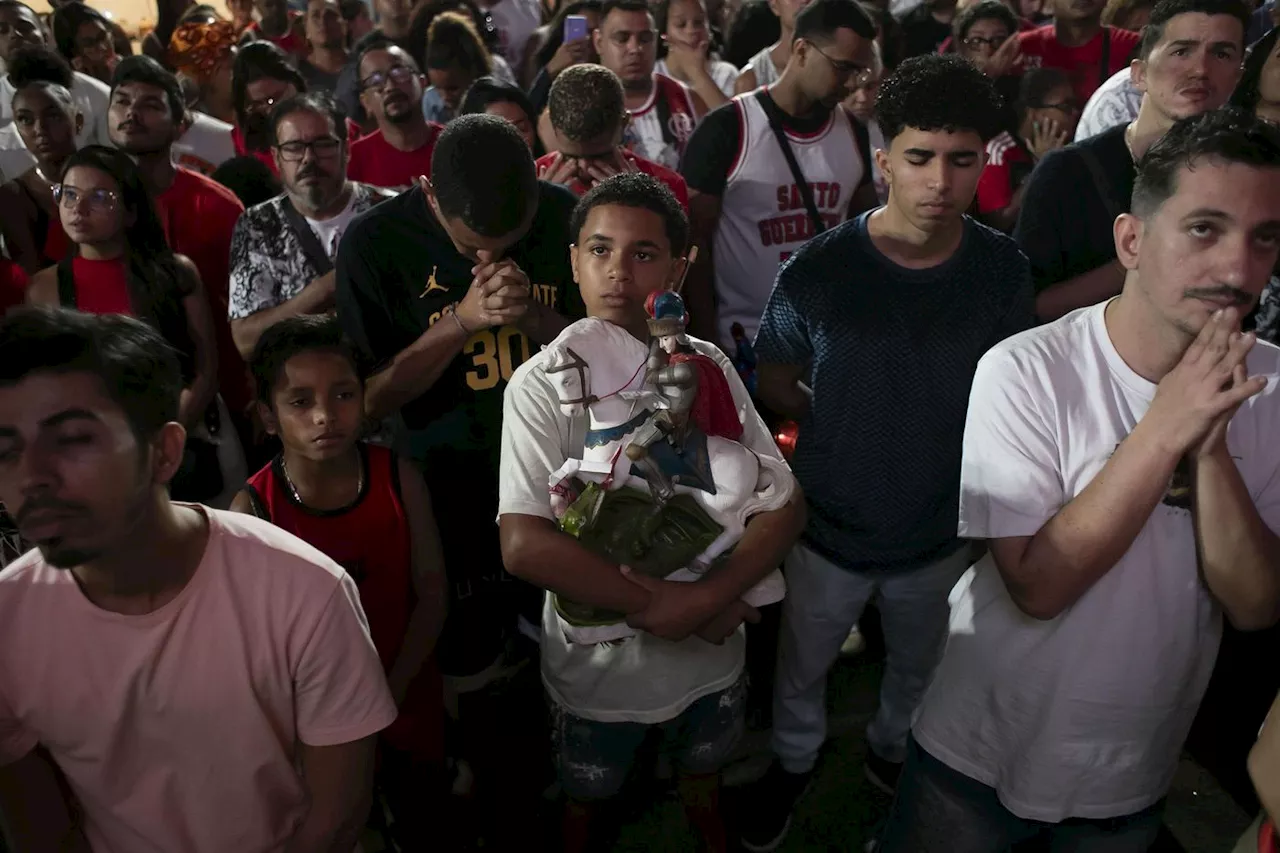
[670,352,743,441]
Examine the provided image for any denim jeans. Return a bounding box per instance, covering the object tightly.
[878,737,1165,853]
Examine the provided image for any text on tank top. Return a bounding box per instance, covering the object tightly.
[624,72,699,170]
[244,444,414,669]
[713,92,863,345]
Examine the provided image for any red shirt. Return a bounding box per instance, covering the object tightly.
[70,256,132,315]
[1017,24,1141,104]
[976,131,1033,213]
[533,149,691,211]
[244,444,443,760]
[155,168,250,412]
[346,125,443,189]
[245,15,308,57]
[0,258,26,316]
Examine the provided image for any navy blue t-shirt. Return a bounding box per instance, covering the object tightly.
[755,211,1034,572]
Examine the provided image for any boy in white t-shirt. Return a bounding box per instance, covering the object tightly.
[497,172,804,852]
[879,108,1280,851]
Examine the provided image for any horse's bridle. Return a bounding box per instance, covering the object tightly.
[544,346,599,407]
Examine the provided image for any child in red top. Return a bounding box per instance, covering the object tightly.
[231,315,449,842]
[1017,9,1140,105]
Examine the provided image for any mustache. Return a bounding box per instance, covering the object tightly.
[116,119,144,131]
[14,496,88,528]
[296,164,330,180]
[1184,285,1252,306]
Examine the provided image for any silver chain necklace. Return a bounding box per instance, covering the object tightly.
[281,454,364,506]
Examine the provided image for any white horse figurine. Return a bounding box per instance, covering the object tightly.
[544,318,792,642]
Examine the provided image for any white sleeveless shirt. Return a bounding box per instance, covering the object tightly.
[713,92,863,347]
[747,46,780,87]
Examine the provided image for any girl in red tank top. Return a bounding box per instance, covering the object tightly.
[22,146,219,437]
[232,316,448,776]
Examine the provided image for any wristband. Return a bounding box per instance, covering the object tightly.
[448,302,472,336]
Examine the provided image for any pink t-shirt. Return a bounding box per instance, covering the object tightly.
[0,507,398,852]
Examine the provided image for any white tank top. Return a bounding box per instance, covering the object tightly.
[623,73,699,170]
[747,46,780,87]
[713,92,863,348]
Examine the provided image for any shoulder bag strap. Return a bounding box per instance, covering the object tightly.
[279,199,335,277]
[755,89,826,236]
[851,112,873,190]
[1099,28,1112,87]
[56,255,76,307]
[1078,143,1124,222]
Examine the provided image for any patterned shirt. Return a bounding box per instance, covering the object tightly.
[228,182,391,321]
[1074,67,1142,142]
[754,212,1034,571]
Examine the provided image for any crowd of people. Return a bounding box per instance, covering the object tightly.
[0,0,1278,848]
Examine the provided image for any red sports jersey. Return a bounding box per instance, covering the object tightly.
[533,149,690,210]
[245,15,308,57]
[1017,24,1141,105]
[976,130,1033,213]
[346,125,443,189]
[244,444,442,759]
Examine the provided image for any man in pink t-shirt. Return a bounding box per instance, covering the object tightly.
[0,308,398,852]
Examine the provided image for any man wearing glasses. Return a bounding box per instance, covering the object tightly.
[228,91,392,360]
[680,0,879,354]
[347,41,443,190]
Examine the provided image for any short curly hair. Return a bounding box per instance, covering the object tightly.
[548,64,628,143]
[875,53,1005,143]
[570,172,689,255]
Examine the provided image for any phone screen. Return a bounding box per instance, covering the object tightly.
[563,14,589,43]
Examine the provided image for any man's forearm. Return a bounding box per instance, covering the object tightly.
[365,317,471,421]
[1194,448,1280,630]
[0,750,91,853]
[231,280,332,359]
[702,494,806,604]
[999,418,1180,619]
[500,516,652,614]
[282,739,376,853]
[1034,260,1125,321]
[758,376,811,421]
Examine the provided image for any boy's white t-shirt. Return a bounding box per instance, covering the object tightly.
[498,335,794,724]
[913,300,1280,823]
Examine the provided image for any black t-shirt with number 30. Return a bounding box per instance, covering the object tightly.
[337,181,581,677]
[337,181,582,466]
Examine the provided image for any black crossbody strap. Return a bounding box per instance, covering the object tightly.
[755,90,826,237]
[280,199,335,277]
[1099,29,1111,87]
[56,255,77,307]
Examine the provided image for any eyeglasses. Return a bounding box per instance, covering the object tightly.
[360,65,416,92]
[807,42,874,87]
[962,34,1008,49]
[275,136,343,161]
[53,184,118,212]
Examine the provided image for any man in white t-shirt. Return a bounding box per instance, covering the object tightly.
[498,173,805,852]
[0,308,396,852]
[879,108,1280,852]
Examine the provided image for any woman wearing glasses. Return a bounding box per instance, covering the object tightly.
[24,146,230,504]
[0,48,82,277]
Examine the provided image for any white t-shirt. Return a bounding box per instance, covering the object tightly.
[171,111,237,176]
[498,335,791,724]
[307,188,363,259]
[0,70,109,149]
[913,300,1280,823]
[0,122,34,181]
[655,58,740,98]
[1075,67,1141,143]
